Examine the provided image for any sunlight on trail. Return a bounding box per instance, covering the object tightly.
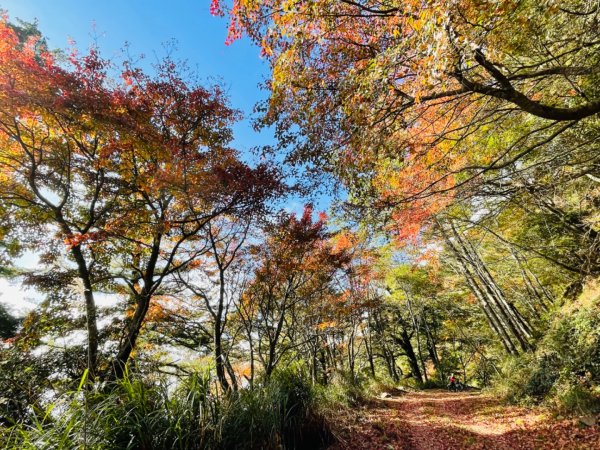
[331,390,600,450]
[388,391,547,436]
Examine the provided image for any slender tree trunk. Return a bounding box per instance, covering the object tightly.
[469,244,534,339]
[423,318,443,379]
[111,236,163,380]
[406,294,427,382]
[528,266,554,304]
[364,325,376,378]
[439,220,519,355]
[224,353,238,391]
[214,318,230,391]
[70,245,99,380]
[384,348,400,382]
[510,248,550,313]
[242,314,255,388]
[111,293,151,379]
[248,339,255,388]
[311,349,318,384]
[347,323,358,381]
[449,221,533,351]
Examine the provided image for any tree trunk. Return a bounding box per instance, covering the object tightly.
[224,353,238,391]
[449,221,533,351]
[383,348,400,382]
[394,329,423,384]
[111,293,150,380]
[439,220,520,355]
[469,242,534,339]
[364,326,376,378]
[111,236,163,380]
[510,248,550,314]
[319,349,328,384]
[406,294,427,382]
[214,316,230,391]
[423,317,443,379]
[70,244,99,380]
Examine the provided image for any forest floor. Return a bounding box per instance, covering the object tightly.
[329,389,600,449]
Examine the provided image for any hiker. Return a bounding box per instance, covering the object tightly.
[448,373,457,390]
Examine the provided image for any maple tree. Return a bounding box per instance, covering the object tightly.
[240,205,353,378]
[0,16,282,380]
[216,0,600,241]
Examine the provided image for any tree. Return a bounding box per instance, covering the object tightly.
[175,215,255,391]
[216,0,600,243]
[242,206,352,378]
[0,17,283,380]
[0,303,19,339]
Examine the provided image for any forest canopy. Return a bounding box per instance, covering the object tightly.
[1,2,600,448]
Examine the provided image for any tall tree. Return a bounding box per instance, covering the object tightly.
[216,0,600,244]
[0,18,282,379]
[243,206,351,378]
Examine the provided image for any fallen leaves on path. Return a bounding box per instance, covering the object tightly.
[329,390,600,449]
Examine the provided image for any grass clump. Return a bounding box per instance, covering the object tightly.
[1,368,333,450]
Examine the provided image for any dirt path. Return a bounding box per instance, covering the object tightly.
[330,390,600,449]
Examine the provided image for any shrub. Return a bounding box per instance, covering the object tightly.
[221,368,331,449]
[418,379,446,390]
[492,280,600,414]
[554,383,600,416]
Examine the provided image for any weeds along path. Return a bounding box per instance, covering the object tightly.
[329,390,600,449]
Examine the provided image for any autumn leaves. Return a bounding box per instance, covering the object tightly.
[0,17,283,380]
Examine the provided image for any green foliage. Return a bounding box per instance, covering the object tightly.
[495,354,558,404]
[493,281,600,414]
[0,303,19,339]
[314,371,401,412]
[222,369,331,449]
[554,383,600,416]
[0,346,56,426]
[418,379,446,390]
[1,4,599,445]
[1,368,333,450]
[314,373,368,409]
[471,355,501,388]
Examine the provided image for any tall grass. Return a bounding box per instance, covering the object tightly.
[1,368,332,450]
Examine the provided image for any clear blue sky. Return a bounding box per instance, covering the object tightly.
[0,0,274,158]
[0,1,335,312]
[0,0,337,211]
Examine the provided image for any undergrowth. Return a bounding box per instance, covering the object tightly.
[492,280,600,415]
[0,368,335,450]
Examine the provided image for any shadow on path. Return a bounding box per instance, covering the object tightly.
[330,390,600,449]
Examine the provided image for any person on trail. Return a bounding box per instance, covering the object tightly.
[448,373,457,390]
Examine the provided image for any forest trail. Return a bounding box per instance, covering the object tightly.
[330,390,600,450]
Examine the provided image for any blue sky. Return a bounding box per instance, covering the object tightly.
[0,0,273,157]
[0,1,341,313]
[0,0,322,312]
[0,0,335,209]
